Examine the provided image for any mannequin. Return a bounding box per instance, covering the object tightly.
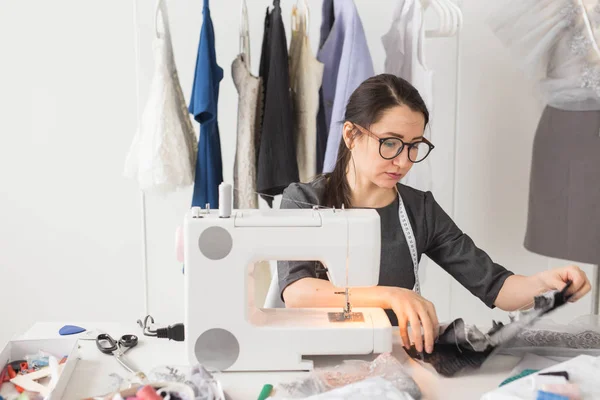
[489,0,600,312]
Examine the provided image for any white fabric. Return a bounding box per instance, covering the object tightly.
[382,0,433,194]
[124,0,196,193]
[382,0,433,283]
[289,5,324,183]
[489,0,600,111]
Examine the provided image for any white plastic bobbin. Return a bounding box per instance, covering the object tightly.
[219,183,232,218]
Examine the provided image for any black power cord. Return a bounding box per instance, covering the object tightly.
[155,322,185,341]
[137,315,185,342]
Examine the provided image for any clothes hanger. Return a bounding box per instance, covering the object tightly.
[154,0,165,39]
[291,0,309,34]
[303,0,310,33]
[422,0,448,38]
[439,0,454,35]
[442,0,462,36]
[438,0,455,36]
[239,0,251,68]
[423,0,462,38]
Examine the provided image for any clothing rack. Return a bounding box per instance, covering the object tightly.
[132,0,150,317]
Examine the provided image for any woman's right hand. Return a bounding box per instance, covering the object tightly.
[385,287,439,354]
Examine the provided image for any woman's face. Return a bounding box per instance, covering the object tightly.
[344,105,426,190]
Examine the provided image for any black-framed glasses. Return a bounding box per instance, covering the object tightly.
[353,123,435,163]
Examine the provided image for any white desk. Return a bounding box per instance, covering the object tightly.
[18,322,526,400]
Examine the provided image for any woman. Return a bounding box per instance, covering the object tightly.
[277,74,591,356]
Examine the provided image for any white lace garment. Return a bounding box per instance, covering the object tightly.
[124,0,197,193]
[489,0,600,111]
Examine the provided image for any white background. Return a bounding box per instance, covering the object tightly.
[0,0,596,348]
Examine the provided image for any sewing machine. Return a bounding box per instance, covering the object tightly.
[183,184,392,371]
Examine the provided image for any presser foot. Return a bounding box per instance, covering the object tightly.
[332,288,359,322]
[327,311,365,322]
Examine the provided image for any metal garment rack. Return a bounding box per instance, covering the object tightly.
[132,0,150,317]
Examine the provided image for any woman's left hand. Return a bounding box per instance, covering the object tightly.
[536,265,592,302]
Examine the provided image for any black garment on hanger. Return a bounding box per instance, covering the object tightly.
[316,0,335,174]
[257,0,299,207]
[406,282,573,377]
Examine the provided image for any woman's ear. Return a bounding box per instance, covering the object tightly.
[342,122,356,150]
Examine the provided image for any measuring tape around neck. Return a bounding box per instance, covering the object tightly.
[395,186,420,294]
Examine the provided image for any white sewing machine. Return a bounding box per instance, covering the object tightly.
[183,184,392,371]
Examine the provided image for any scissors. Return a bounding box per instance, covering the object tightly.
[96,333,147,382]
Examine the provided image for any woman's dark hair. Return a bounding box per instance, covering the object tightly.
[322,74,430,208]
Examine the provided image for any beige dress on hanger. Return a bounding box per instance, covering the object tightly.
[232,0,271,308]
[289,5,324,183]
[232,1,262,209]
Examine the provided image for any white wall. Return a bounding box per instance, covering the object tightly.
[0,0,144,345]
[0,0,595,348]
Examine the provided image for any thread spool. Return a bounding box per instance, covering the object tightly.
[191,206,201,218]
[219,183,232,218]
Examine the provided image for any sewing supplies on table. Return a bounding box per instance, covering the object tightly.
[183,182,392,371]
[95,333,147,382]
[482,355,598,400]
[102,383,194,400]
[0,352,69,399]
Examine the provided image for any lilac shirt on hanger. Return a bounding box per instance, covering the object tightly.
[318,0,374,174]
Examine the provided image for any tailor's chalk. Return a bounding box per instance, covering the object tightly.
[257,384,273,400]
[59,325,86,335]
